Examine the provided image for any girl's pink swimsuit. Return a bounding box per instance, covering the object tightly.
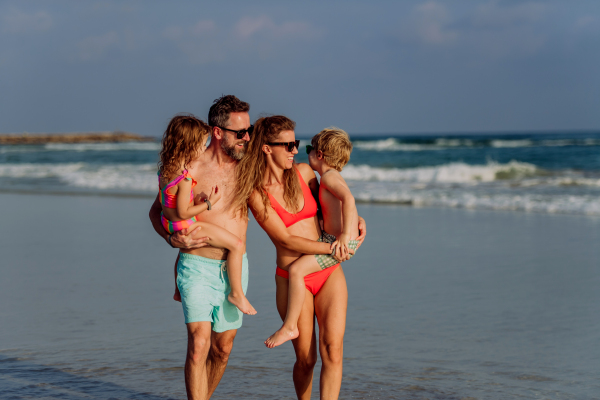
[158,170,198,234]
[269,167,340,296]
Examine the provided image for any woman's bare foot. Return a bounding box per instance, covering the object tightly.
[264,326,299,348]
[228,292,257,315]
[173,288,182,302]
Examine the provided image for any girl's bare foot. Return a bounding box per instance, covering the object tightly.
[264,326,299,348]
[173,288,182,302]
[228,292,257,315]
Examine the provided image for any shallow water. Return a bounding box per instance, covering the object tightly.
[1,193,599,399]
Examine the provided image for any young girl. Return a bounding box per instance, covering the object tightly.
[158,114,256,315]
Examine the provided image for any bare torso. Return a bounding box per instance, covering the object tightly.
[265,165,321,270]
[184,150,247,260]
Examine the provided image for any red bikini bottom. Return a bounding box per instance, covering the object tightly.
[275,263,340,296]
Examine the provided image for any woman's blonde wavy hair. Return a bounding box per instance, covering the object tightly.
[234,115,301,221]
[158,114,210,181]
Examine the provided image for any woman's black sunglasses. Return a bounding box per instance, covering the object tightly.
[217,125,254,139]
[267,140,300,152]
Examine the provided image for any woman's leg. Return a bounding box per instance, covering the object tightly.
[314,267,348,400]
[266,256,321,348]
[192,221,256,315]
[276,274,318,400]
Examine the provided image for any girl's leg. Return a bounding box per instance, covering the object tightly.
[275,274,318,400]
[265,255,321,348]
[314,267,348,400]
[192,221,256,315]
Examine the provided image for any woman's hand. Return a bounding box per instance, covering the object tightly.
[332,233,351,258]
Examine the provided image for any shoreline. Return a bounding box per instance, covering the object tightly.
[0,131,155,145]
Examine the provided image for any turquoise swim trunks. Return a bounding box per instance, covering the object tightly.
[177,253,249,332]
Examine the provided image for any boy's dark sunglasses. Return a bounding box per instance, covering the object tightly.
[217,125,254,139]
[306,144,314,154]
[267,140,300,152]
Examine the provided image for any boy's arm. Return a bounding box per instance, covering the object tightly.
[298,162,324,230]
[149,194,209,249]
[249,191,338,257]
[320,171,356,235]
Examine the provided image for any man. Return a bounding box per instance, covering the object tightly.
[149,95,253,400]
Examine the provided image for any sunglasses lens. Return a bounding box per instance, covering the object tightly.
[247,125,254,136]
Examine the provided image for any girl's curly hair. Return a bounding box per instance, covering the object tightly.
[158,114,211,181]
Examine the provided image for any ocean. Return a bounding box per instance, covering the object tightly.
[1,131,600,216]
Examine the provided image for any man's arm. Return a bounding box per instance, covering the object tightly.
[149,195,209,249]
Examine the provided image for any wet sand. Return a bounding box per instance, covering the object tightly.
[1,193,599,399]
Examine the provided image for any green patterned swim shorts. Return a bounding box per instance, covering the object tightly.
[315,231,359,270]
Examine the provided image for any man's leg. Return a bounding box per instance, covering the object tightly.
[206,329,237,399]
[185,321,213,400]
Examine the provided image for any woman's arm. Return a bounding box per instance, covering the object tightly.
[248,191,333,255]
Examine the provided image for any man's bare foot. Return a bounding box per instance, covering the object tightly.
[173,288,181,302]
[228,292,257,315]
[264,326,299,348]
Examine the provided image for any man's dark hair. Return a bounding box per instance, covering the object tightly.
[208,95,250,128]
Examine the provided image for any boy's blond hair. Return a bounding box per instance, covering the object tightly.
[311,127,353,171]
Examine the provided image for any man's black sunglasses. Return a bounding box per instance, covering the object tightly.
[217,125,254,139]
[267,140,300,152]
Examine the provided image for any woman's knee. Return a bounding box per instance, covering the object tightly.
[295,352,317,372]
[320,339,344,365]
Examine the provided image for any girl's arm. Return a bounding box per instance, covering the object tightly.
[175,178,208,219]
[248,190,333,255]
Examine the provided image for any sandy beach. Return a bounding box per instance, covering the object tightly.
[1,192,599,399]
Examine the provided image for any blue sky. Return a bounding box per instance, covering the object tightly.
[1,1,599,136]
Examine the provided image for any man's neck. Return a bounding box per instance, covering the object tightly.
[205,140,236,167]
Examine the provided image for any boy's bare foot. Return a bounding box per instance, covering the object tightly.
[228,292,257,315]
[173,288,181,302]
[264,326,299,348]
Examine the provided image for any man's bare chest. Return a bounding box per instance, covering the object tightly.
[191,167,236,199]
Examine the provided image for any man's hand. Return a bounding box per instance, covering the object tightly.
[356,216,367,249]
[170,225,210,249]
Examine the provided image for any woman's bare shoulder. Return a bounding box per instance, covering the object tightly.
[295,163,316,181]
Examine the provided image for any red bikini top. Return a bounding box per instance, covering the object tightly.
[266,167,318,228]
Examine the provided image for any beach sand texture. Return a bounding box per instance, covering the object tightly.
[1,193,599,399]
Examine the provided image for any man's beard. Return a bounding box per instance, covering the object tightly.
[220,135,247,161]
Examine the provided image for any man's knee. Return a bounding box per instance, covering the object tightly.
[187,324,212,364]
[320,339,343,366]
[211,330,236,363]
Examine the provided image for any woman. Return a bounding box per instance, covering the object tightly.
[234,115,365,399]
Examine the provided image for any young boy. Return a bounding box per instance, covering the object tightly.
[265,127,360,348]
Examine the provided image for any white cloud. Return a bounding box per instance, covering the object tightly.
[77,31,119,61]
[2,9,53,34]
[414,2,458,44]
[234,15,318,40]
[472,1,548,28]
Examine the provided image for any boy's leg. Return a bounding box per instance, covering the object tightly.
[265,255,321,348]
[196,222,256,315]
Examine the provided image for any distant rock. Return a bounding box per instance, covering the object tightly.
[0,131,155,145]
